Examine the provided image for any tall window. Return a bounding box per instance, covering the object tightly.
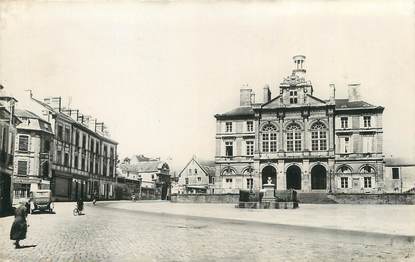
[65,127,70,143]
[311,122,327,151]
[64,153,69,167]
[75,131,80,147]
[341,117,348,128]
[82,134,87,149]
[340,177,348,188]
[56,150,62,164]
[247,121,253,132]
[74,155,79,169]
[225,141,233,157]
[81,157,85,171]
[57,125,63,140]
[226,122,233,132]
[364,177,372,188]
[246,141,254,156]
[392,168,400,179]
[363,116,371,128]
[17,161,28,176]
[247,178,253,190]
[18,135,29,151]
[362,135,374,153]
[289,90,298,104]
[185,178,189,185]
[43,140,50,153]
[286,123,301,152]
[262,124,277,153]
[340,137,350,153]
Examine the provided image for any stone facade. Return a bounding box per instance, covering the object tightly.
[175,156,215,194]
[25,95,118,201]
[119,155,170,200]
[214,55,385,194]
[12,109,54,206]
[0,89,20,215]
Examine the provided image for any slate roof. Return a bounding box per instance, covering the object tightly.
[15,109,53,134]
[334,99,378,109]
[215,106,254,118]
[178,157,216,177]
[15,109,42,119]
[198,160,216,177]
[384,157,415,167]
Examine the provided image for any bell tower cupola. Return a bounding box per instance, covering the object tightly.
[279,55,314,105]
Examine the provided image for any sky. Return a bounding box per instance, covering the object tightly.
[0,0,414,172]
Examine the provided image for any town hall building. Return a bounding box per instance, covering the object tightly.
[214,55,384,194]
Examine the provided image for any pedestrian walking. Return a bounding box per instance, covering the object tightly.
[92,192,97,205]
[10,203,29,249]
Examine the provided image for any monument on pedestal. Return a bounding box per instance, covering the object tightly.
[261,177,276,206]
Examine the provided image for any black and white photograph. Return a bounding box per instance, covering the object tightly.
[0,0,414,261]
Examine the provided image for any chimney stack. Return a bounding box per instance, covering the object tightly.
[240,85,252,107]
[348,83,361,102]
[263,85,271,103]
[250,93,256,104]
[329,83,336,103]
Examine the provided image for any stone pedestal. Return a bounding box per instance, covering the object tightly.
[262,183,276,202]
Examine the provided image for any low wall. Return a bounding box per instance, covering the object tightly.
[170,194,239,204]
[328,193,415,204]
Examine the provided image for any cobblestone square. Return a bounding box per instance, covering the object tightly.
[1,201,414,262]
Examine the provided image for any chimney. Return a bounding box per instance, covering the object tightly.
[329,83,336,103]
[348,83,361,102]
[250,93,256,104]
[263,85,271,103]
[240,86,252,107]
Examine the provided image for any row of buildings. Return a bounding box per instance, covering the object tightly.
[173,56,415,196]
[0,87,171,215]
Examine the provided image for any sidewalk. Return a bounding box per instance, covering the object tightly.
[105,201,415,237]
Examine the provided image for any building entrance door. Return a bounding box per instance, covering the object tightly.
[311,165,327,190]
[286,165,301,190]
[261,166,276,189]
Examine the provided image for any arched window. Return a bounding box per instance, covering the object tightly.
[337,165,352,174]
[311,122,327,151]
[360,165,376,174]
[222,166,236,176]
[262,124,277,153]
[286,123,301,152]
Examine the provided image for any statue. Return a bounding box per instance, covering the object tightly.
[267,176,272,185]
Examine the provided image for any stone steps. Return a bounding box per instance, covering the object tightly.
[297,192,338,204]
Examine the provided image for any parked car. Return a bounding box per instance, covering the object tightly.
[29,189,54,213]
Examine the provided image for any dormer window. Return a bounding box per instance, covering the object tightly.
[289,91,298,104]
[363,116,371,128]
[225,122,233,132]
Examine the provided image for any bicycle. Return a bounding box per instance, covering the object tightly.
[73,203,84,216]
[73,206,80,216]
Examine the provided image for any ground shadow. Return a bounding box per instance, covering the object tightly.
[30,211,56,215]
[17,244,37,249]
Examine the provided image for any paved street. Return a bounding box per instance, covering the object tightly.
[0,201,414,262]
